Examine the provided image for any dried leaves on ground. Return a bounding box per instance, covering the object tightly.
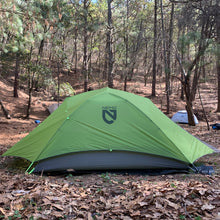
[0,166,220,220]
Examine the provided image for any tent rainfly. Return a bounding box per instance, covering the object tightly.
[2,87,214,173]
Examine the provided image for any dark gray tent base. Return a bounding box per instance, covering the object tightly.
[33,151,189,173]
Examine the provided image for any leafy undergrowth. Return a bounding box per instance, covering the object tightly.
[0,165,220,220]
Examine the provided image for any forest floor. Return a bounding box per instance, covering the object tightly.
[0,75,220,219]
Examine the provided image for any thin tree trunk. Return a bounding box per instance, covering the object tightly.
[38,39,44,58]
[179,27,185,100]
[83,0,89,92]
[14,53,20,98]
[143,39,148,86]
[191,17,209,101]
[152,0,157,97]
[167,2,174,95]
[26,78,33,119]
[57,62,60,106]
[123,0,129,91]
[103,40,108,80]
[107,0,114,88]
[26,48,33,119]
[26,66,35,119]
[160,0,170,113]
[127,20,143,81]
[71,30,78,73]
[184,75,195,126]
[216,0,220,112]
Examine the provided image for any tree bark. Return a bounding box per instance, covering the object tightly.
[26,67,34,119]
[191,16,210,101]
[123,0,129,91]
[216,0,220,112]
[107,0,114,88]
[83,0,89,92]
[57,62,61,106]
[152,0,158,97]
[167,2,174,94]
[26,48,33,119]
[183,75,195,126]
[160,0,173,113]
[13,53,20,98]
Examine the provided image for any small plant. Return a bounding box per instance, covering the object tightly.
[170,183,176,188]
[37,207,42,211]
[96,188,102,193]
[179,214,186,219]
[8,210,22,219]
[101,172,110,180]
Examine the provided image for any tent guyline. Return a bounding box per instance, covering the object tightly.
[2,87,214,173]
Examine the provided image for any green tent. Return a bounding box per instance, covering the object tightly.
[2,87,214,172]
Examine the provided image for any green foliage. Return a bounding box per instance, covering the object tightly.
[179,214,186,219]
[10,210,22,219]
[101,172,111,181]
[177,31,201,55]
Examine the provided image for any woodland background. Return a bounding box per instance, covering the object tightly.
[0,0,220,219]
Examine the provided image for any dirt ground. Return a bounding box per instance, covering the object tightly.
[0,77,220,219]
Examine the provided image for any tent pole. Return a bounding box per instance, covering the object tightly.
[25,162,34,173]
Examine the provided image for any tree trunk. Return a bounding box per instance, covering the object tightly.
[26,84,32,119]
[83,0,89,92]
[183,76,195,126]
[127,20,143,81]
[38,39,44,58]
[191,16,209,101]
[167,2,174,95]
[26,68,34,119]
[216,0,220,112]
[57,62,61,106]
[13,53,20,98]
[123,0,129,91]
[179,27,185,100]
[152,0,157,97]
[71,30,78,73]
[107,0,114,88]
[26,48,33,119]
[143,39,148,86]
[160,0,174,114]
[103,40,108,80]
[191,61,200,101]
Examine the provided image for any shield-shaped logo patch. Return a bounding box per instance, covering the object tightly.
[102,106,117,124]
